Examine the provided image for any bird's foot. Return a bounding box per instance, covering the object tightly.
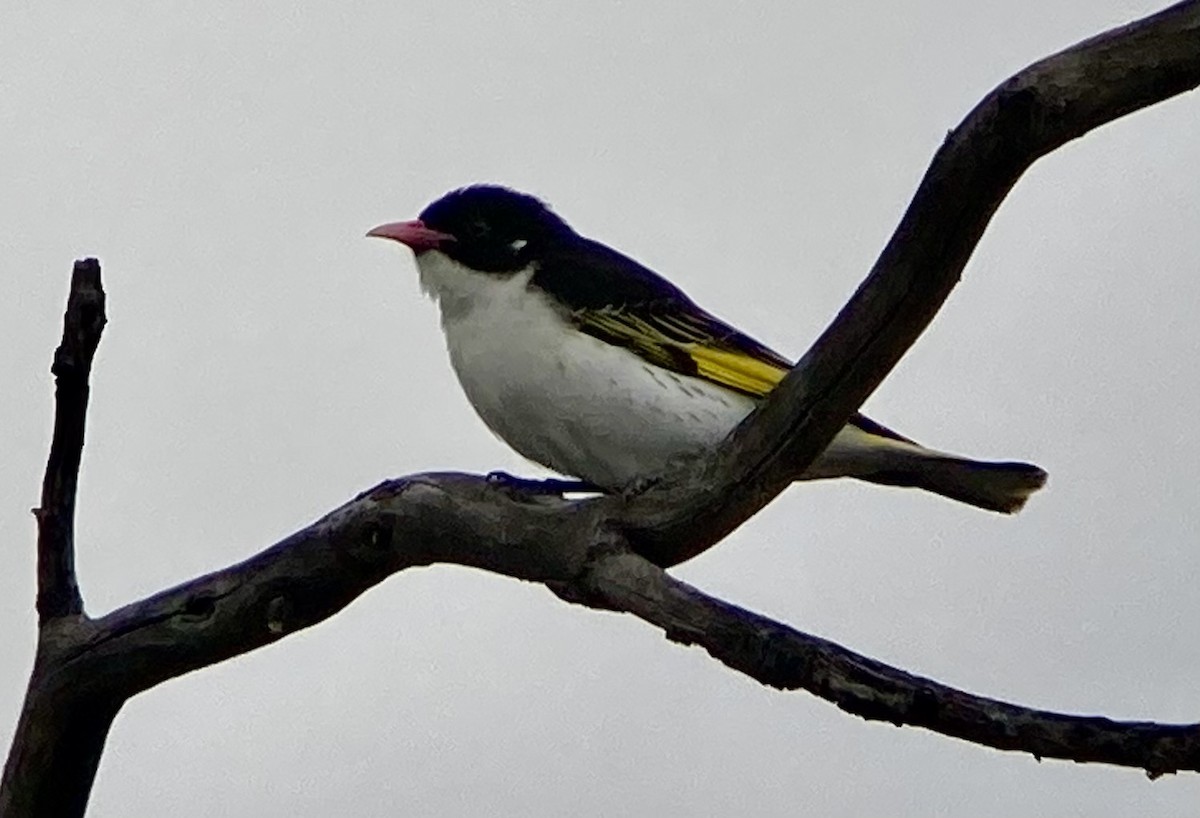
[485,471,601,495]
[620,473,664,499]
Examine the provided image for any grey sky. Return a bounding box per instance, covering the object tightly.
[3,2,1199,815]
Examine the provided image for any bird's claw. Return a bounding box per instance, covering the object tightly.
[485,471,600,495]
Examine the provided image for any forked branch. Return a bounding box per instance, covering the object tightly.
[4,4,1200,816]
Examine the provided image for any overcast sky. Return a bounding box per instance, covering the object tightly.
[3,2,1199,816]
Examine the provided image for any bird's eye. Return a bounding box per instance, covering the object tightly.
[466,219,490,239]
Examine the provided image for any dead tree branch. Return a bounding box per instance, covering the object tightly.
[35,259,105,621]
[619,0,1200,565]
[4,3,1200,816]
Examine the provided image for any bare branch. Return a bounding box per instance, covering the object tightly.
[35,258,105,621]
[618,0,1200,566]
[44,473,1200,777]
[3,260,110,818]
[5,4,1200,816]
[71,476,597,698]
[579,553,1200,778]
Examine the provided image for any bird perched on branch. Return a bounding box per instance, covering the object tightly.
[369,185,1046,513]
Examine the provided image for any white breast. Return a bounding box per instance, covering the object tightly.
[414,250,756,489]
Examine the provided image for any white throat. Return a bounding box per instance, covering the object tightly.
[413,250,537,324]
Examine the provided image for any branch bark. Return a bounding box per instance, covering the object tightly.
[4,4,1200,815]
[35,258,105,621]
[4,259,111,818]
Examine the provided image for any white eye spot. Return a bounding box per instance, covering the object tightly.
[509,238,528,252]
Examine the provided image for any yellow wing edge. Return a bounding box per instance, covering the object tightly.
[578,309,790,399]
[687,345,788,398]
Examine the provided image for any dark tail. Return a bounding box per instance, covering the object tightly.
[864,457,1048,514]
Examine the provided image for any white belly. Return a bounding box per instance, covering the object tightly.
[418,252,755,489]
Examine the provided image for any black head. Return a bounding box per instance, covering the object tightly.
[418,185,574,274]
[369,184,689,310]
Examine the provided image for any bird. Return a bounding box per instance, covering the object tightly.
[368,185,1047,513]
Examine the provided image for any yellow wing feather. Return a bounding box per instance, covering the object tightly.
[687,345,787,397]
[575,307,791,399]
